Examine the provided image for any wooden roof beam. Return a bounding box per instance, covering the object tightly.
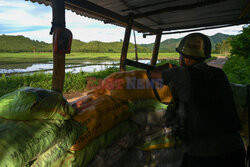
[134,0,227,19]
[161,18,250,31]
[239,1,250,19]
[148,13,241,29]
[143,19,250,36]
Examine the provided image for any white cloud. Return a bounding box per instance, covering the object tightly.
[10,29,52,43]
[0,1,32,8]
[0,0,246,44]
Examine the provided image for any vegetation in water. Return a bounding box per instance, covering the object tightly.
[0,52,181,66]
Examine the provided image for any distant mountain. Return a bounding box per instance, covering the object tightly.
[0,35,149,53]
[0,33,231,53]
[142,33,231,52]
[0,35,52,52]
[71,40,150,53]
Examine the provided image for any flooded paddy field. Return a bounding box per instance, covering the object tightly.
[0,52,180,75]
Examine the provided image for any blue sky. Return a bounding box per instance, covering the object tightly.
[0,0,245,44]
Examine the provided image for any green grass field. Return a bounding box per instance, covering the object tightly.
[0,52,224,65]
[0,52,225,97]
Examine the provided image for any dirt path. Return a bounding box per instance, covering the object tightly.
[207,56,228,69]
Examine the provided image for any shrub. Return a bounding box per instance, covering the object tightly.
[223,56,250,84]
[230,25,250,59]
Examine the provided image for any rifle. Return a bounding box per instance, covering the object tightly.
[125,59,155,70]
[125,59,173,105]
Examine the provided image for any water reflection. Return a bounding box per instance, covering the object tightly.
[0,60,153,74]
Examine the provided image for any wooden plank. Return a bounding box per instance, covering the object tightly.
[52,0,66,92]
[120,15,133,72]
[151,31,162,66]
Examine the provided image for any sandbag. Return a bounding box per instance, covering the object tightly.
[0,87,75,120]
[30,120,85,167]
[0,119,84,167]
[89,132,140,167]
[70,94,131,151]
[128,99,168,126]
[48,120,139,167]
[102,70,172,103]
[125,99,182,151]
[230,83,249,138]
[113,144,185,167]
[137,135,179,151]
[111,100,185,167]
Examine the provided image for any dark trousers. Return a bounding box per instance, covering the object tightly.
[181,148,246,167]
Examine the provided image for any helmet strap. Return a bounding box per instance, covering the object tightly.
[179,55,187,67]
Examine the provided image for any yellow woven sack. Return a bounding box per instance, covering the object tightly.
[136,135,181,151]
[70,94,131,151]
[102,70,172,103]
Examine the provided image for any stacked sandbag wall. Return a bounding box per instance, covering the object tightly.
[0,87,85,167]
[231,83,250,145]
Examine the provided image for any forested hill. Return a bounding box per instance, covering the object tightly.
[0,35,51,52]
[0,35,149,53]
[0,33,230,53]
[141,33,231,52]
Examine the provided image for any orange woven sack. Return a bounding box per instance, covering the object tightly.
[70,94,131,151]
[102,70,172,103]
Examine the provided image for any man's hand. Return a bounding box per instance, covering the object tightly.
[151,69,162,80]
[155,63,177,71]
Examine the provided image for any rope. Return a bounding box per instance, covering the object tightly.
[146,69,169,105]
[50,21,65,35]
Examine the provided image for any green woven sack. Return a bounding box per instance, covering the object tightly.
[40,120,139,167]
[0,119,84,167]
[30,120,86,167]
[0,87,75,120]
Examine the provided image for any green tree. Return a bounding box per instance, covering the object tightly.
[230,25,250,58]
[223,25,250,84]
[215,38,232,55]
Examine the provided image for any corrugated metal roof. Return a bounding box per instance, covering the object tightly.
[27,0,250,34]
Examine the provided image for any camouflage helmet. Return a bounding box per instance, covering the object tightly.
[176,33,211,59]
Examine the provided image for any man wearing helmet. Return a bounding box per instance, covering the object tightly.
[151,33,245,167]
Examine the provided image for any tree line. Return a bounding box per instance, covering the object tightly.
[0,35,149,53]
[0,33,232,53]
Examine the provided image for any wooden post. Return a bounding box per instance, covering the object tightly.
[133,30,138,62]
[51,0,66,92]
[151,31,162,66]
[120,14,133,72]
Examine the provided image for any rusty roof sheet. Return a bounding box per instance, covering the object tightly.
[26,0,250,34]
